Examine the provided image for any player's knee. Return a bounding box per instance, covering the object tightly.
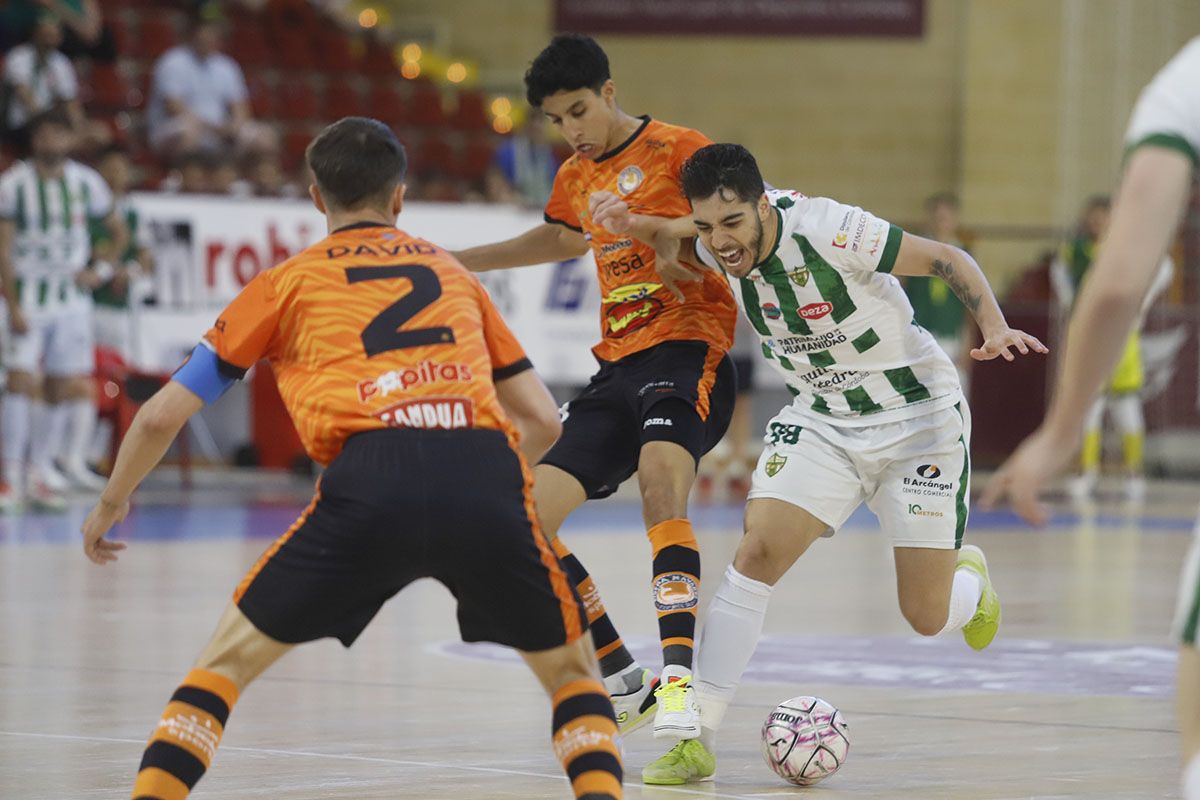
[641,480,688,527]
[733,535,782,586]
[900,600,948,637]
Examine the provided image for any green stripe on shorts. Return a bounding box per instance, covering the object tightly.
[954,402,970,549]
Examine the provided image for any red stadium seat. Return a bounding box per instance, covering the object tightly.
[134,16,179,60]
[283,127,315,170]
[323,34,361,74]
[247,76,277,119]
[277,82,320,122]
[453,135,497,181]
[273,30,314,72]
[89,65,135,112]
[229,27,271,69]
[411,136,456,176]
[324,83,364,121]
[367,83,407,127]
[449,90,490,132]
[408,79,446,127]
[363,37,397,78]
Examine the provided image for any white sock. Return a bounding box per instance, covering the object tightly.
[937,568,983,636]
[29,400,68,473]
[62,397,97,469]
[695,564,773,747]
[2,393,31,481]
[1184,753,1200,800]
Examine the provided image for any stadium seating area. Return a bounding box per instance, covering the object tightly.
[3,0,513,200]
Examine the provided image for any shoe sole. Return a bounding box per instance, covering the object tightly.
[653,724,701,740]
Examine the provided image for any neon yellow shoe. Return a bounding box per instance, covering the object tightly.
[957,544,1000,651]
[642,739,716,785]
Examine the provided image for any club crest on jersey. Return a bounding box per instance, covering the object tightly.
[832,232,849,249]
[789,267,810,287]
[762,303,782,320]
[617,166,644,195]
[765,453,788,477]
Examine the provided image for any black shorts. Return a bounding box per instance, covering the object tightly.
[731,355,756,394]
[542,340,736,499]
[235,429,587,652]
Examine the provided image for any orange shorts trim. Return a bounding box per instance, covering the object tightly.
[519,459,584,645]
[694,345,725,421]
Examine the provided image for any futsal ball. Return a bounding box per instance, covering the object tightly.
[760,696,850,786]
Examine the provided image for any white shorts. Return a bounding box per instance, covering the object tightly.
[4,309,95,377]
[748,401,971,549]
[1171,519,1200,647]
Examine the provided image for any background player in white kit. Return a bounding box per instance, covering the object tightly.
[594,142,1047,783]
[0,109,127,510]
[983,37,1200,800]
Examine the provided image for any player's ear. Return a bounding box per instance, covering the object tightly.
[600,79,616,107]
[391,183,406,216]
[309,184,327,216]
[758,193,771,221]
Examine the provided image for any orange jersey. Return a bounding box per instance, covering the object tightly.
[203,223,529,465]
[544,117,737,362]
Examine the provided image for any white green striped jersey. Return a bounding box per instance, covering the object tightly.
[0,159,113,279]
[1125,36,1200,167]
[696,189,961,427]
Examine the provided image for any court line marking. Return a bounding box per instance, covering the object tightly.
[0,730,761,800]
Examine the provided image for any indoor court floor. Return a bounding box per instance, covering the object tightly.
[0,471,1192,799]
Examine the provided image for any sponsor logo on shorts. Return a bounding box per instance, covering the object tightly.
[902,466,955,498]
[378,396,475,430]
[358,361,472,404]
[762,303,782,320]
[654,573,698,611]
[765,453,788,477]
[799,302,833,320]
[907,503,945,518]
[643,417,674,428]
[639,380,677,397]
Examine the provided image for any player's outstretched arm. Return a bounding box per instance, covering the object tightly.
[495,369,563,463]
[891,233,1048,363]
[452,222,589,272]
[982,146,1193,523]
[589,190,706,300]
[81,381,203,564]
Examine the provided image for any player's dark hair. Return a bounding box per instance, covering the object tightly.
[306,117,406,210]
[524,34,611,107]
[680,143,766,205]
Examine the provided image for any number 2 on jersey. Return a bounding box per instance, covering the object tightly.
[345,265,456,357]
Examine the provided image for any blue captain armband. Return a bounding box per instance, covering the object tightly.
[172,343,239,404]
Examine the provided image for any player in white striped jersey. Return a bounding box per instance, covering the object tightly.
[0,110,128,510]
[592,143,1046,783]
[984,36,1200,800]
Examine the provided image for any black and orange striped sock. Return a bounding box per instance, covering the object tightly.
[648,519,700,671]
[552,538,636,679]
[131,668,239,800]
[552,679,623,800]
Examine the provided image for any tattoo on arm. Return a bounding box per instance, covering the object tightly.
[931,258,982,313]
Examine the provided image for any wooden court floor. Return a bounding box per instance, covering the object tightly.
[0,475,1193,799]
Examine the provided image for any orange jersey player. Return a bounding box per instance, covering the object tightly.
[80,118,624,800]
[454,34,739,748]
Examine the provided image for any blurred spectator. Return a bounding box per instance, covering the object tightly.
[244,151,301,198]
[412,170,462,203]
[903,191,972,381]
[160,150,212,194]
[486,114,560,207]
[91,145,153,309]
[2,13,84,146]
[209,152,242,195]
[145,3,276,159]
[0,0,109,58]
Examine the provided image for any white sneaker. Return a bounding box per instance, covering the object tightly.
[37,464,70,493]
[27,478,66,512]
[610,668,659,735]
[1125,476,1147,502]
[652,675,701,740]
[60,460,107,492]
[1066,473,1096,501]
